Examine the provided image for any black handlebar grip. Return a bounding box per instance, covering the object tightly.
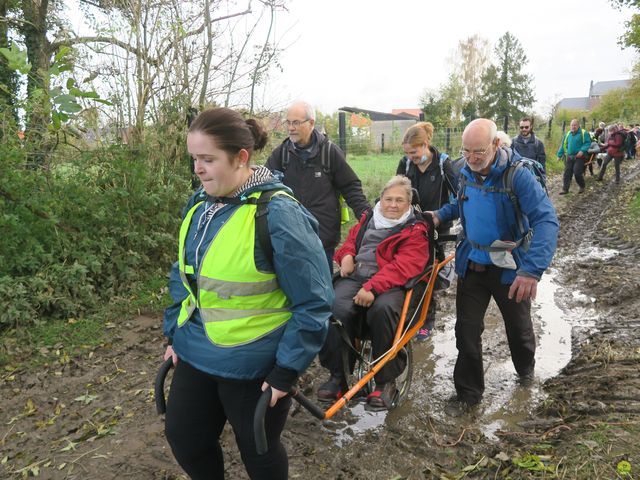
[253,389,272,455]
[155,358,174,415]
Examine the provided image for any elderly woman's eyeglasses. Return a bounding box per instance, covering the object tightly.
[284,119,309,128]
[459,143,492,158]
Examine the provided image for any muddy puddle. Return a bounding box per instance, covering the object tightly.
[326,245,617,446]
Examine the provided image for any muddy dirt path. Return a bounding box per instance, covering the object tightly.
[1,160,639,480]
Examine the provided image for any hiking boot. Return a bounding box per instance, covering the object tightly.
[596,176,603,181]
[416,327,432,341]
[578,187,585,194]
[518,371,535,387]
[444,394,480,417]
[559,190,569,195]
[365,381,398,411]
[317,375,347,403]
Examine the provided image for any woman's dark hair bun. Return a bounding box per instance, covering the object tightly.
[245,118,268,151]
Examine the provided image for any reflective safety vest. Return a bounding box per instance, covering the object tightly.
[176,191,292,347]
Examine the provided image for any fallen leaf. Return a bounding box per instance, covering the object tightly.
[74,393,98,405]
[60,440,78,452]
[494,451,510,462]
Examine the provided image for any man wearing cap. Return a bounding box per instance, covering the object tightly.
[430,119,559,413]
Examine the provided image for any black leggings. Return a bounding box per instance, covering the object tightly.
[165,360,292,480]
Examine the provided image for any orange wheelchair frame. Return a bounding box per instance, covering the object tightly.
[321,252,455,418]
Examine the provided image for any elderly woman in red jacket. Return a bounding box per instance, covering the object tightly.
[317,175,430,411]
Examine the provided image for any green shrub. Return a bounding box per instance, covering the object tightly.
[0,143,189,328]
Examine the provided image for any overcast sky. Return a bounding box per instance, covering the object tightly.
[268,0,636,116]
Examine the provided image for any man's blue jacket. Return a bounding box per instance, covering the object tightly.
[435,148,559,284]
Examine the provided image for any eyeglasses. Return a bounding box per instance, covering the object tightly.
[459,143,493,158]
[519,125,530,130]
[283,119,310,128]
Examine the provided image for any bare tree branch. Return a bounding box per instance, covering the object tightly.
[49,36,159,66]
[155,4,252,61]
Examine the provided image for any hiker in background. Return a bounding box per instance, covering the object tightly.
[430,118,559,414]
[496,131,511,148]
[597,124,626,185]
[396,122,458,340]
[556,118,591,195]
[511,117,547,172]
[594,121,606,145]
[266,101,370,273]
[162,107,333,480]
[626,125,637,160]
[594,121,607,168]
[317,175,431,410]
[585,138,602,176]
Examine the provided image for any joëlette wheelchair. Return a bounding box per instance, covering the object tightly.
[155,212,456,455]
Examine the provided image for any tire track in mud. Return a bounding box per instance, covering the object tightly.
[536,159,640,415]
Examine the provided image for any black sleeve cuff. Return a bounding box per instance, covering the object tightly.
[265,365,299,392]
[165,337,173,346]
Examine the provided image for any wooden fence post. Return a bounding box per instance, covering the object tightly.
[338,111,347,155]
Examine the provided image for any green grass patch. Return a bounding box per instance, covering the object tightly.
[630,190,640,219]
[546,156,565,175]
[0,273,171,369]
[0,314,106,369]
[347,153,401,203]
[126,272,172,315]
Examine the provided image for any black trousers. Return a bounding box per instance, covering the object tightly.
[454,266,535,403]
[165,360,291,480]
[319,275,421,384]
[598,154,623,183]
[562,155,585,191]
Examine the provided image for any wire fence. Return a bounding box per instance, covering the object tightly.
[262,112,611,165]
[320,114,609,159]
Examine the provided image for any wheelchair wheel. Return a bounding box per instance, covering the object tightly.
[354,339,413,408]
[394,342,413,408]
[354,339,374,398]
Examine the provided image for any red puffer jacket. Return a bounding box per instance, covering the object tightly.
[606,131,625,158]
[334,211,430,295]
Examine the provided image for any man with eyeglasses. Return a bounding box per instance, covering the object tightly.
[511,117,546,172]
[429,118,558,414]
[266,101,370,272]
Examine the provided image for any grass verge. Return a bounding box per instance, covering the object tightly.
[0,272,171,369]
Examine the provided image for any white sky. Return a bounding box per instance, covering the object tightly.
[270,0,637,116]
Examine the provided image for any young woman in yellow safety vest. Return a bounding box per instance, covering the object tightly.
[162,108,334,480]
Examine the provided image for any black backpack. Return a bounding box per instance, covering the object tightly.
[280,139,335,177]
[622,130,636,152]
